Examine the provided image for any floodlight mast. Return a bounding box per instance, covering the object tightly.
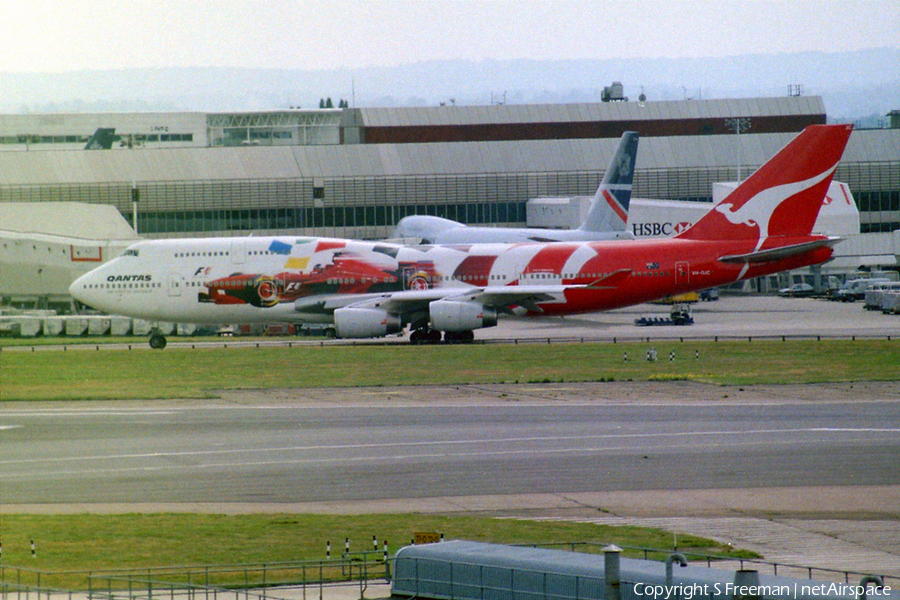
[725,117,752,181]
[131,183,140,234]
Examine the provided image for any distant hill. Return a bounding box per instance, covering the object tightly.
[2,48,897,123]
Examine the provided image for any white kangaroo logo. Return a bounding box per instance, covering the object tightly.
[714,164,836,250]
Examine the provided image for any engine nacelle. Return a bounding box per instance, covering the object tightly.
[429,300,498,332]
[333,307,402,339]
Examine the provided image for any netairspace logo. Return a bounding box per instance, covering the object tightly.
[632,582,892,599]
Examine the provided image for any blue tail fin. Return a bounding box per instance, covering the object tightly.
[578,131,639,232]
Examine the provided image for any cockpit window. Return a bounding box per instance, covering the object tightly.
[123,249,139,257]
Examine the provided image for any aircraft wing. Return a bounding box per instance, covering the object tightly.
[585,268,633,289]
[293,293,390,315]
[356,289,464,313]
[449,285,575,314]
[294,284,585,319]
[718,238,842,264]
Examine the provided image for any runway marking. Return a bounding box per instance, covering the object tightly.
[1,427,897,476]
[0,410,178,417]
[5,432,900,480]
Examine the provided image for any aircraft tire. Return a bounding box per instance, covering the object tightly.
[442,330,474,344]
[410,328,442,345]
[149,334,167,350]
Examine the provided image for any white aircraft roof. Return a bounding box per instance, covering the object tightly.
[0,202,140,241]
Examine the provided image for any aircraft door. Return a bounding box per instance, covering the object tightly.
[230,238,246,265]
[167,273,184,297]
[675,261,689,285]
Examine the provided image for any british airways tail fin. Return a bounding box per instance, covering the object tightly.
[676,125,853,246]
[578,131,639,233]
[84,128,116,150]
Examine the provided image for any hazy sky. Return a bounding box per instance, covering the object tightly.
[2,0,898,73]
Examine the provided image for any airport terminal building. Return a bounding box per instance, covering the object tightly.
[2,94,899,303]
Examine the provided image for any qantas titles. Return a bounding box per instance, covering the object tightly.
[106,274,152,282]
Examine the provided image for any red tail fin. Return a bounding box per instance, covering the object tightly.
[677,125,853,245]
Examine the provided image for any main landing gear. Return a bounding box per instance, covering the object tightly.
[443,330,475,344]
[409,328,475,345]
[409,328,442,345]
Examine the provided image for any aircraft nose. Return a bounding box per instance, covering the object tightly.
[69,271,100,307]
[69,272,89,303]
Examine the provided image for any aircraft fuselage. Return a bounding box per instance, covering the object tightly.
[71,233,831,327]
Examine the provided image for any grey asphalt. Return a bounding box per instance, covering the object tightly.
[2,383,898,505]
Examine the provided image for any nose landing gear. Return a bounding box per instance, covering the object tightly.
[149,330,168,349]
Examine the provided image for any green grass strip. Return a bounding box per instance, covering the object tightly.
[0,513,755,587]
[2,339,897,401]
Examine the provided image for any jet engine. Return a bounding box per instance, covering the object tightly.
[429,300,497,332]
[333,307,402,339]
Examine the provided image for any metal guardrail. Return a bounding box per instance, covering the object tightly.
[2,331,898,353]
[522,542,900,587]
[0,556,390,600]
[3,541,898,599]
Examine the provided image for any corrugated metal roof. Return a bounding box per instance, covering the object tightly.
[392,541,606,598]
[354,97,825,128]
[845,128,900,163]
[0,129,894,185]
[392,541,899,600]
[0,146,304,185]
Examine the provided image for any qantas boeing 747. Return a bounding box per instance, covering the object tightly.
[69,125,853,348]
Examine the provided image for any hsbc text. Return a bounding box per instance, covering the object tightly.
[632,222,693,237]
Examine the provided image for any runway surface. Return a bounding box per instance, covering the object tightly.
[2,382,898,506]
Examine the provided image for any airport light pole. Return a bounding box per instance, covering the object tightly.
[131,183,140,234]
[725,117,751,181]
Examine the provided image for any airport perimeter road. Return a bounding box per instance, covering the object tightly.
[1,382,898,508]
